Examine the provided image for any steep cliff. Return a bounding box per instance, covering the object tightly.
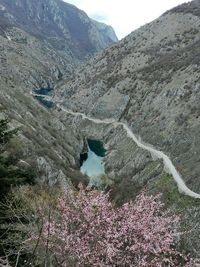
[0,0,118,186]
[1,0,200,256]
[0,0,117,59]
[57,0,200,193]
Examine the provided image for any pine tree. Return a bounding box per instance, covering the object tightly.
[0,118,18,151]
[0,116,35,198]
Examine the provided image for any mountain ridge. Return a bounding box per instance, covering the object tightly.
[0,0,118,190]
[52,0,200,254]
[1,0,200,256]
[0,0,118,59]
[56,0,200,192]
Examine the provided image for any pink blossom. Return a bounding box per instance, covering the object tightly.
[31,186,197,266]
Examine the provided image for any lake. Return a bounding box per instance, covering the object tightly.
[80,139,106,181]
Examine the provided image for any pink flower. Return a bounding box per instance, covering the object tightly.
[31,185,197,266]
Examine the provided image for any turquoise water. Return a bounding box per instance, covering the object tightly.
[80,139,106,178]
[87,139,106,157]
[34,95,55,109]
[34,87,53,96]
[33,87,55,109]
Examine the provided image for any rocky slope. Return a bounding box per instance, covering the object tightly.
[0,0,117,60]
[0,0,117,187]
[0,65,88,188]
[57,0,200,193]
[54,0,200,255]
[0,0,118,90]
[91,19,118,43]
[0,0,200,257]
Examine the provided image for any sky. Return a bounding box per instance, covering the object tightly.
[64,0,188,39]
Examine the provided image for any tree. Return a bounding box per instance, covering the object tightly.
[0,116,36,265]
[0,118,18,152]
[0,117,35,199]
[30,185,197,266]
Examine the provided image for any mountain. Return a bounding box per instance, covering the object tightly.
[54,0,200,255]
[1,0,200,257]
[0,0,117,188]
[57,0,200,191]
[0,0,118,90]
[91,19,118,43]
[0,0,117,59]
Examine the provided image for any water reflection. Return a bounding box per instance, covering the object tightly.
[80,139,105,179]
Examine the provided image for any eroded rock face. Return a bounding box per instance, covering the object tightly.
[0,0,117,59]
[1,0,200,256]
[0,27,75,91]
[0,0,118,186]
[55,107,163,191]
[91,20,118,43]
[0,0,117,187]
[56,1,200,193]
[53,1,200,255]
[0,79,87,187]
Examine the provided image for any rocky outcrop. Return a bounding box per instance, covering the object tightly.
[56,0,200,193]
[1,0,200,256]
[91,20,118,43]
[54,1,200,255]
[0,0,117,59]
[0,0,117,92]
[0,26,76,91]
[0,78,87,187]
[0,0,118,186]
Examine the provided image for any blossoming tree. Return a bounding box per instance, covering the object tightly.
[32,185,196,266]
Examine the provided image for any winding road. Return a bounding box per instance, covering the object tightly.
[32,93,200,199]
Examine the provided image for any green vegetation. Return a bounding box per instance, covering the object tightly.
[154,175,200,256]
[0,117,36,199]
[0,158,35,199]
[155,174,200,210]
[109,176,143,206]
[0,116,37,265]
[34,95,55,109]
[0,118,18,150]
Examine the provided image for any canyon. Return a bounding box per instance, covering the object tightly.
[0,0,200,258]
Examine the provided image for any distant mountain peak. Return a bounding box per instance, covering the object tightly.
[0,0,117,58]
[91,19,118,42]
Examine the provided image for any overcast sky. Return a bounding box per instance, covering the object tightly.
[64,0,188,39]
